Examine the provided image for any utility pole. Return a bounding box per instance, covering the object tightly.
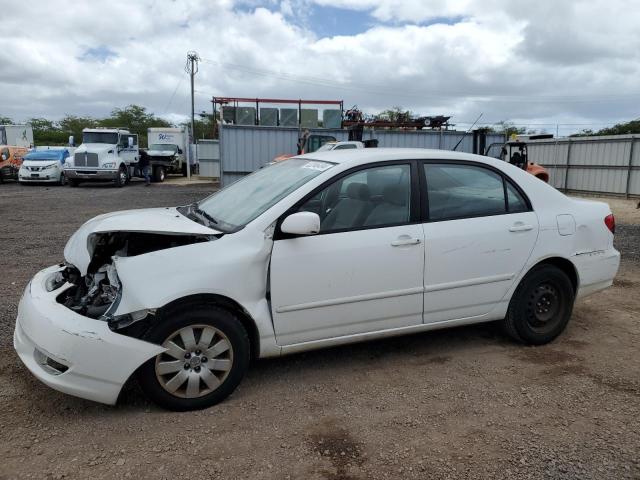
[185,51,200,180]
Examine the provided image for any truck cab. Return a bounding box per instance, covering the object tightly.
[64,128,139,187]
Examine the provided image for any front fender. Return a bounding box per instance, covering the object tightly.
[113,229,280,357]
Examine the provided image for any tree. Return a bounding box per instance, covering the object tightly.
[593,119,640,136]
[58,115,98,144]
[0,116,12,125]
[488,121,528,138]
[99,105,172,146]
[374,106,414,123]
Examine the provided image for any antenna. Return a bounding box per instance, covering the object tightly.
[452,113,483,151]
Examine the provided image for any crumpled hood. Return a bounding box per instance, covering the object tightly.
[146,149,176,157]
[64,207,221,274]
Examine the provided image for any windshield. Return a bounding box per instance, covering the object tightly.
[24,151,65,162]
[83,132,118,144]
[149,144,177,152]
[195,158,334,232]
[315,143,336,152]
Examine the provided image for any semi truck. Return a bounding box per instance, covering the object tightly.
[64,128,140,187]
[0,124,34,148]
[147,127,188,176]
[64,127,181,187]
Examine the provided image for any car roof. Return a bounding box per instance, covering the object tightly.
[299,148,501,167]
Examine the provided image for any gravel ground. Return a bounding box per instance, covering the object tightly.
[0,181,639,480]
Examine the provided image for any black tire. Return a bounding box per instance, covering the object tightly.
[502,264,575,345]
[181,163,187,176]
[58,172,66,186]
[137,305,250,411]
[68,178,79,187]
[114,166,127,187]
[153,165,166,183]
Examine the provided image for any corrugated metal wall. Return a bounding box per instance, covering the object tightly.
[527,135,639,197]
[196,140,220,178]
[220,125,504,185]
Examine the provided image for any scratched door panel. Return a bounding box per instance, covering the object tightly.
[422,212,539,323]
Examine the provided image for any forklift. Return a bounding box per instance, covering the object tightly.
[481,132,551,183]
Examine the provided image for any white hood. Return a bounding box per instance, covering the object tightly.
[75,144,115,154]
[64,207,220,274]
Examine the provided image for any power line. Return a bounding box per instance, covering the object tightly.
[163,76,184,114]
[200,57,640,105]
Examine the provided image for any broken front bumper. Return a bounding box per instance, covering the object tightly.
[13,265,164,405]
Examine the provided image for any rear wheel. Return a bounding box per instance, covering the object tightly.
[137,306,250,411]
[502,264,575,345]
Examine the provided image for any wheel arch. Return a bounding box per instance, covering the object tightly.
[159,293,261,360]
[525,256,579,293]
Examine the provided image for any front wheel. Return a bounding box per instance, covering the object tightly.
[137,306,250,411]
[114,166,127,187]
[58,172,66,186]
[153,165,166,183]
[502,264,575,345]
[68,178,79,187]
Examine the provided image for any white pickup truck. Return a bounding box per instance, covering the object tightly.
[64,128,139,187]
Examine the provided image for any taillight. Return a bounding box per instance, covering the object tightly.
[604,214,615,234]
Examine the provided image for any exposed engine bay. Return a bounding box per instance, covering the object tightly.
[56,232,211,320]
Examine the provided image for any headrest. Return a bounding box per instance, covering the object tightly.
[346,182,370,200]
[383,185,407,206]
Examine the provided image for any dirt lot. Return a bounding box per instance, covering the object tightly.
[0,181,638,480]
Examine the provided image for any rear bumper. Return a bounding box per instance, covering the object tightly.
[574,248,620,298]
[64,169,118,181]
[14,265,163,405]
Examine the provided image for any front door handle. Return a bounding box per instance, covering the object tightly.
[391,236,422,247]
[509,224,534,232]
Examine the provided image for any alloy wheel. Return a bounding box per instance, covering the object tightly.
[155,324,233,399]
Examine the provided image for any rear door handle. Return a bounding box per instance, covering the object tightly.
[391,236,422,247]
[509,224,534,232]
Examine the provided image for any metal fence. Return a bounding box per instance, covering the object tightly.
[527,135,640,198]
[195,140,220,178]
[219,125,504,185]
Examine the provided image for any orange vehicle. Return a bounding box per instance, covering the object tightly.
[0,146,29,183]
[485,139,550,183]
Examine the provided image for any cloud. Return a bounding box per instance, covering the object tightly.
[79,46,118,63]
[0,0,638,135]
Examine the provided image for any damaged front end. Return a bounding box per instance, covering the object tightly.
[57,231,211,328]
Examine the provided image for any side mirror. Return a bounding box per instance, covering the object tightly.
[128,137,134,148]
[281,212,320,236]
[177,147,183,154]
[68,135,74,147]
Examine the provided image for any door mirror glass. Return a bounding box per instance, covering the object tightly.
[281,212,320,235]
[128,136,134,148]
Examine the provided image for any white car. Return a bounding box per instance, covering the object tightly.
[18,149,70,185]
[315,140,365,151]
[14,149,620,410]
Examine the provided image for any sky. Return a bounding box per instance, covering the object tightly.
[1,0,639,135]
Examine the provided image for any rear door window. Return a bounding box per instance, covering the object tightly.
[424,163,506,221]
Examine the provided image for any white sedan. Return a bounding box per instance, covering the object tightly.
[14,149,620,410]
